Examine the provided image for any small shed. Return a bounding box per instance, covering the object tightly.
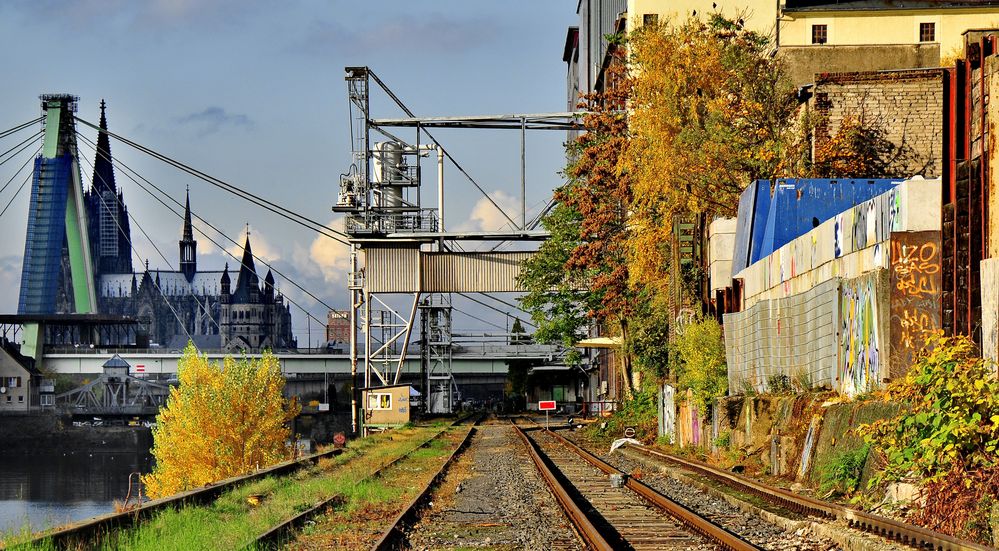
[362,384,416,427]
[103,355,130,381]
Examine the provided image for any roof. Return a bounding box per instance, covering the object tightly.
[783,0,999,11]
[0,338,39,374]
[102,354,130,369]
[0,314,139,325]
[100,271,225,298]
[563,26,579,63]
[574,336,622,348]
[232,236,260,303]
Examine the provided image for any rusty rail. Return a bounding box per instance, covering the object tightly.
[625,443,993,551]
[542,429,759,551]
[25,445,345,549]
[513,425,616,551]
[248,415,478,549]
[370,423,480,550]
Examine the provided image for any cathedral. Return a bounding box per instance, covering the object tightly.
[83,101,296,351]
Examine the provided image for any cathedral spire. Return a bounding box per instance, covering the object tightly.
[179,187,197,281]
[92,99,116,195]
[182,187,194,241]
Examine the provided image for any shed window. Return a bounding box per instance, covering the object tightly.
[920,22,935,42]
[368,393,392,410]
[812,24,828,44]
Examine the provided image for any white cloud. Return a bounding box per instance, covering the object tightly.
[454,190,519,232]
[227,224,280,264]
[307,218,350,285]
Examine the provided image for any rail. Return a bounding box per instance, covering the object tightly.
[249,414,477,549]
[625,443,993,551]
[370,417,482,550]
[26,446,345,549]
[543,429,759,551]
[512,424,615,550]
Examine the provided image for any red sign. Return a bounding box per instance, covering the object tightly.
[538,400,556,411]
[135,364,145,373]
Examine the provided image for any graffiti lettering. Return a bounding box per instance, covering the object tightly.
[839,276,881,398]
[892,242,940,298]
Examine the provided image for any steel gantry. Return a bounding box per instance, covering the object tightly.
[335,67,580,432]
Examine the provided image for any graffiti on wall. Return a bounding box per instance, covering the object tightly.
[840,275,882,397]
[980,258,999,364]
[889,231,942,377]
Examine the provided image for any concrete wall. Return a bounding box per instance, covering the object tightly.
[735,178,941,305]
[626,0,777,37]
[813,70,945,178]
[983,258,999,364]
[726,179,942,396]
[780,44,940,87]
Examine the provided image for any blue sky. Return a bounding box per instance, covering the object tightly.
[0,1,578,344]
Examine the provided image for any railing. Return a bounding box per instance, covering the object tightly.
[344,208,439,235]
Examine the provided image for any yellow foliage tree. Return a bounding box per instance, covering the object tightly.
[142,343,300,499]
[625,15,799,296]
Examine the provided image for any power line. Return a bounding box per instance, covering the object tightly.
[76,131,334,329]
[455,292,536,329]
[74,116,350,245]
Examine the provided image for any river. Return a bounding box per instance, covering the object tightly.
[0,450,153,534]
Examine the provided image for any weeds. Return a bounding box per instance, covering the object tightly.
[817,443,870,498]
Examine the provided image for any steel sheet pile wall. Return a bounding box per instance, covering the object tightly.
[724,278,840,393]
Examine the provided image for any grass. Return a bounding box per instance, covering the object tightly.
[14,422,463,551]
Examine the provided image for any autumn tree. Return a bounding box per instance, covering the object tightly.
[519,52,638,397]
[625,15,798,295]
[142,344,300,499]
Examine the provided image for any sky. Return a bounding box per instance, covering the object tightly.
[0,1,579,345]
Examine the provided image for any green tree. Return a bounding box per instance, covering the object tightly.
[142,344,300,498]
[673,318,728,412]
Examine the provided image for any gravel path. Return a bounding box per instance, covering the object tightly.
[405,424,581,550]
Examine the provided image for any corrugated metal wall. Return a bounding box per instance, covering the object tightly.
[364,249,532,293]
[725,278,840,394]
[725,271,890,398]
[421,252,532,293]
[365,248,419,293]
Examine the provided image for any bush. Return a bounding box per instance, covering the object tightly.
[674,318,728,411]
[817,444,870,498]
[859,334,999,543]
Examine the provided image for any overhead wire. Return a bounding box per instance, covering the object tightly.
[455,292,536,329]
[0,171,33,219]
[76,131,335,329]
[0,131,43,167]
[74,116,351,246]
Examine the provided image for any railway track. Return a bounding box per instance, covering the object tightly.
[616,441,993,551]
[250,415,480,549]
[515,423,760,551]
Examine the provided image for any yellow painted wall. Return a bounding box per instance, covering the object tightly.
[624,0,999,58]
[781,9,999,55]
[626,0,777,37]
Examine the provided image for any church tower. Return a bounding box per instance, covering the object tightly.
[179,189,197,281]
[85,99,134,278]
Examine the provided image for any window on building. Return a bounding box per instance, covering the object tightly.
[17,396,23,403]
[5,396,10,403]
[920,22,935,42]
[5,377,20,388]
[367,393,392,410]
[40,394,54,407]
[812,24,828,44]
[643,14,658,26]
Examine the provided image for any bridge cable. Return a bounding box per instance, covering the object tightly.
[74,117,350,245]
[0,138,43,201]
[0,169,33,219]
[75,133,332,330]
[77,145,219,336]
[0,117,44,142]
[0,131,43,168]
